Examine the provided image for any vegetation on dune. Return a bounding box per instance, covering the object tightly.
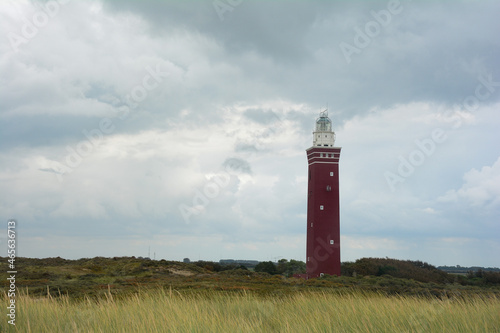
[342,257,455,283]
[1,256,499,301]
[342,257,500,287]
[255,259,306,277]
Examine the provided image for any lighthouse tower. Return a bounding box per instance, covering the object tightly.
[306,110,341,278]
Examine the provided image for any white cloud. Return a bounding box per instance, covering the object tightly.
[439,157,500,208]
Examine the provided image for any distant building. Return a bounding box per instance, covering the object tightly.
[219,259,259,268]
[305,110,341,278]
[183,258,190,263]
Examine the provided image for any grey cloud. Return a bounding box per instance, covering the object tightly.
[223,157,252,174]
[243,109,280,125]
[234,143,258,154]
[1,0,499,265]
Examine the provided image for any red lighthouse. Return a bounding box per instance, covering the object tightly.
[306,110,341,278]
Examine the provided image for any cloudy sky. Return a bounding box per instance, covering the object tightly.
[1,0,499,267]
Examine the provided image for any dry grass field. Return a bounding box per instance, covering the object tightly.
[2,288,500,332]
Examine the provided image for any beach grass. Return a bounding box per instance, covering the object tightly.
[2,288,499,332]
